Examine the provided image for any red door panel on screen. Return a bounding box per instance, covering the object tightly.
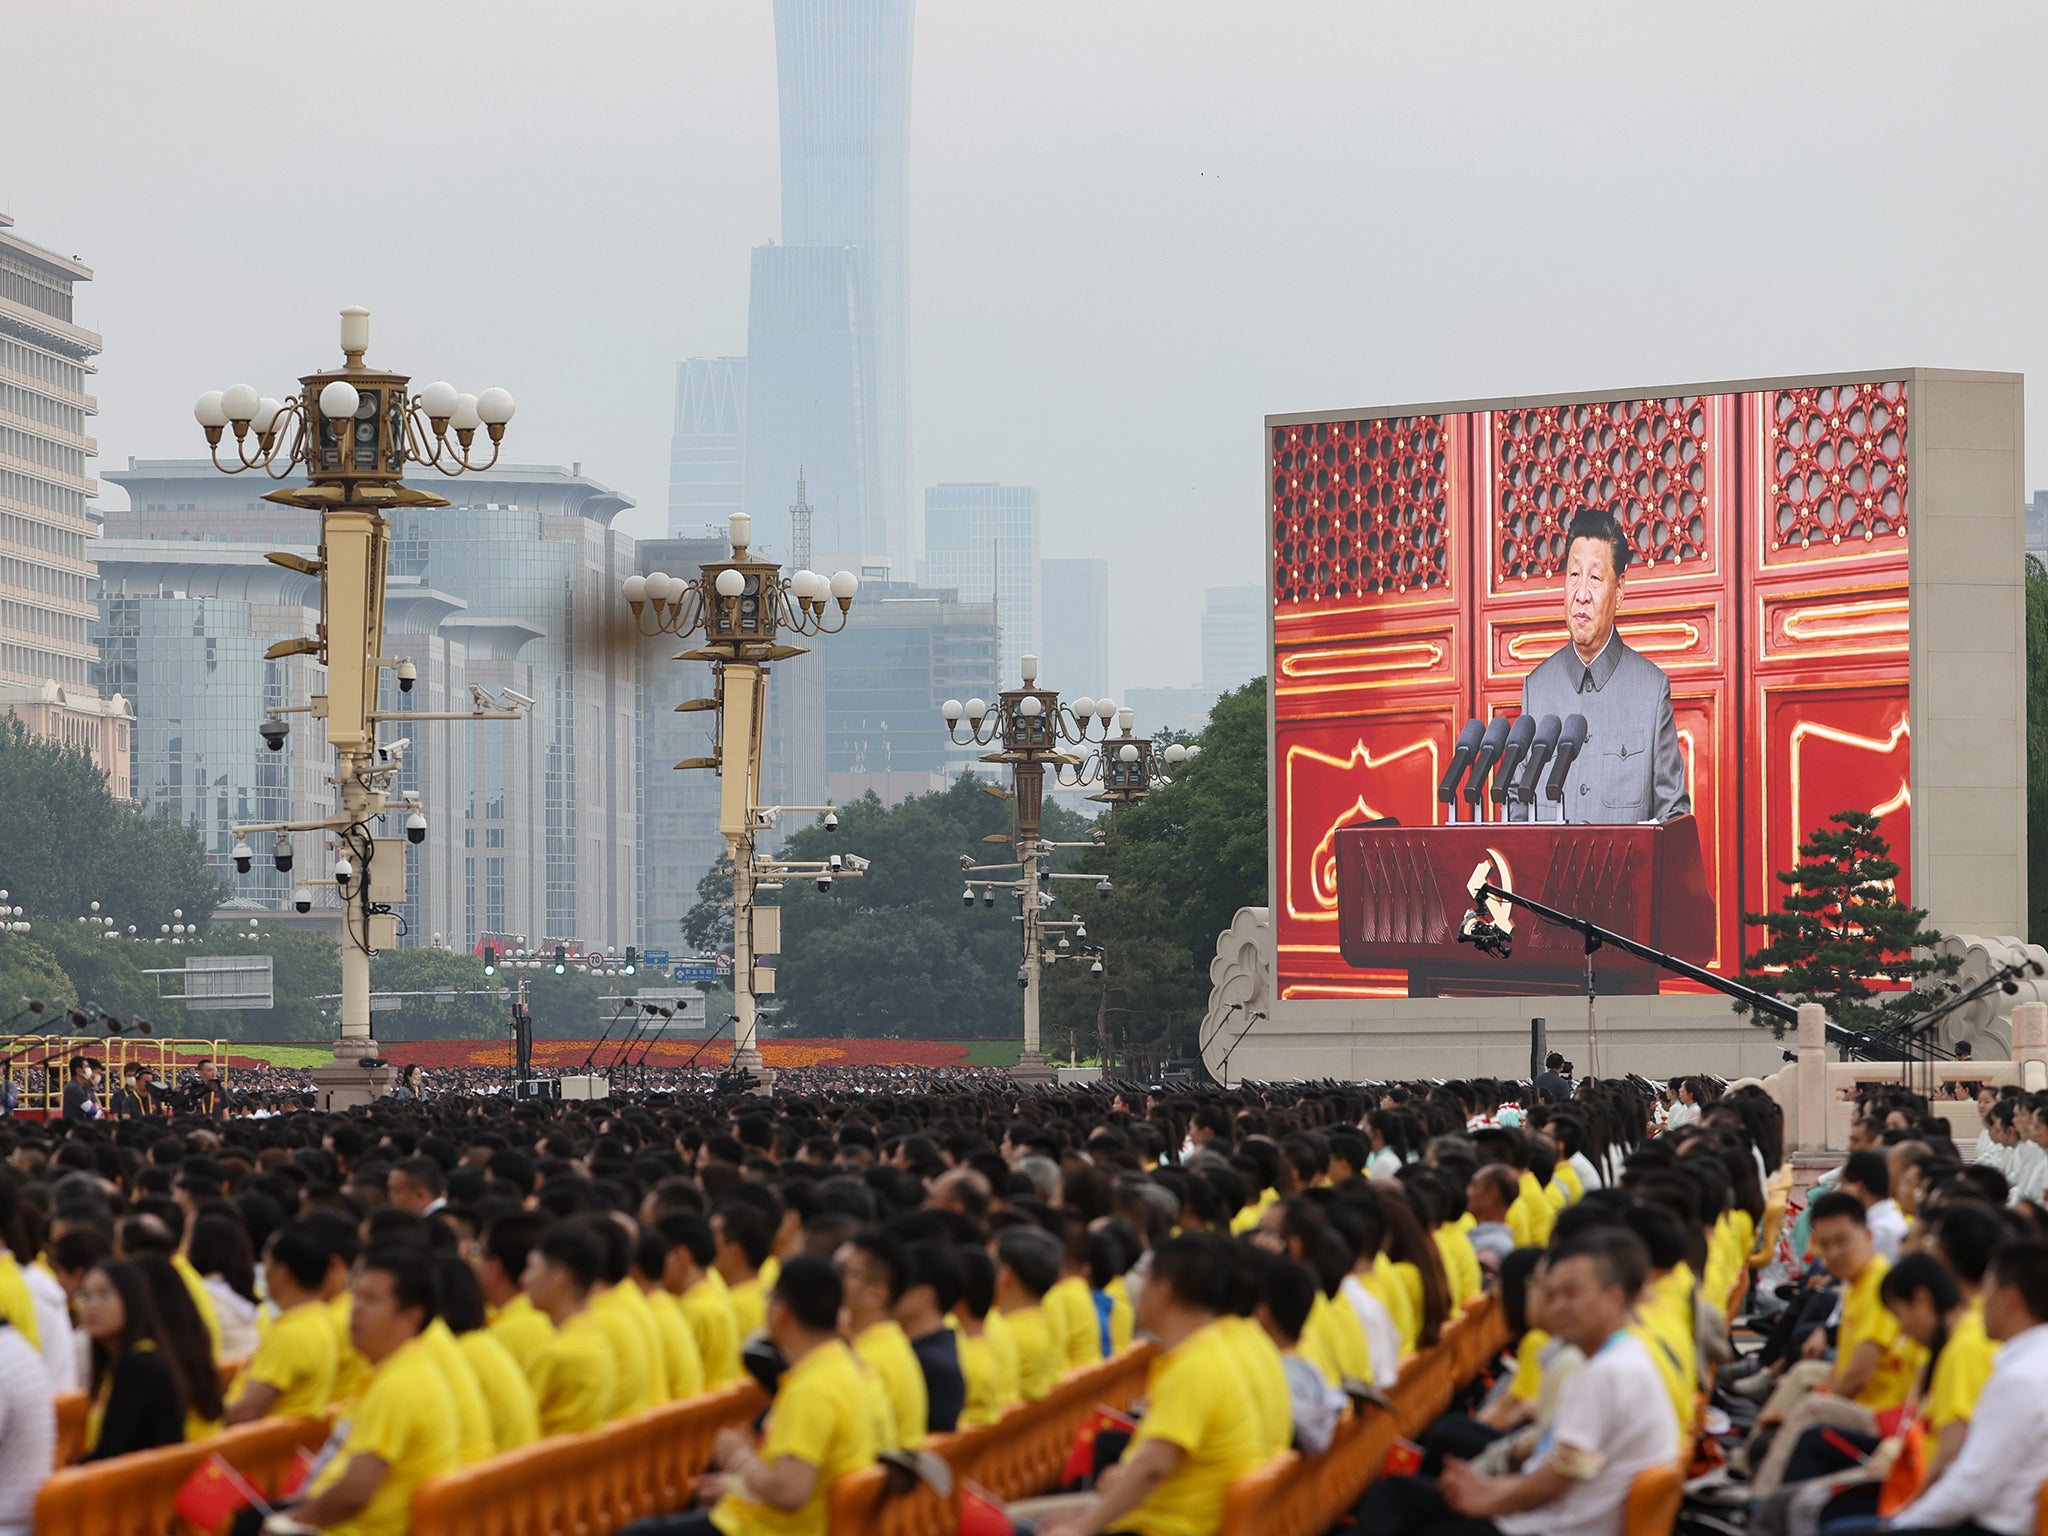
[1737,384,1911,937]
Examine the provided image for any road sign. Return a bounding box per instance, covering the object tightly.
[671,962,718,984]
[642,948,671,966]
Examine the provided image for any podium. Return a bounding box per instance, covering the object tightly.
[1333,814,1716,997]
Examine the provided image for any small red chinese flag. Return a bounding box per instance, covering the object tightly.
[174,1457,253,1532]
[1061,1404,1141,1485]
[276,1447,316,1501]
[958,1481,1012,1536]
[1380,1438,1425,1479]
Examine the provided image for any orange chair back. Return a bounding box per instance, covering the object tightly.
[1623,1460,1684,1536]
[33,1416,327,1536]
[411,1381,767,1536]
[53,1390,87,1466]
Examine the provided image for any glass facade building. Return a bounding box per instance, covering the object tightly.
[922,482,1040,691]
[771,0,915,567]
[1202,584,1266,695]
[1040,558,1110,700]
[668,358,747,538]
[823,580,997,786]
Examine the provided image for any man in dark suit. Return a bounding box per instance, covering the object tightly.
[1519,508,1690,824]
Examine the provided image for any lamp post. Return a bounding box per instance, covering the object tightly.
[943,656,1182,1082]
[624,514,860,1093]
[195,306,532,1109]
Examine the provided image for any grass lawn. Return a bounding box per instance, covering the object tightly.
[217,1044,336,1069]
[947,1038,1024,1067]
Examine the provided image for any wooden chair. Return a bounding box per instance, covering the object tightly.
[53,1390,88,1466]
[33,1416,327,1536]
[1623,1461,1684,1536]
[410,1380,767,1536]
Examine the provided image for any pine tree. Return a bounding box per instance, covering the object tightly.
[1737,809,1957,1043]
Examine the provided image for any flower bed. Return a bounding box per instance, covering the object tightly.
[379,1037,980,1070]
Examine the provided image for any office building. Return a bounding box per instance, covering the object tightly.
[1202,584,1265,696]
[2028,491,2048,562]
[823,579,997,805]
[742,244,876,565]
[103,460,628,954]
[1040,558,1109,700]
[668,358,746,537]
[771,0,914,567]
[923,482,1040,689]
[1125,686,1214,736]
[0,212,130,789]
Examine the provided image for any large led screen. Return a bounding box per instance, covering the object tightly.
[1270,380,1911,1002]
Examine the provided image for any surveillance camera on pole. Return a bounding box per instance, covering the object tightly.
[963,886,976,907]
[405,809,427,845]
[273,834,294,873]
[816,874,832,893]
[259,718,288,752]
[395,659,417,693]
[333,856,354,888]
[824,809,838,832]
[293,885,313,914]
[1096,878,1114,897]
[828,853,843,872]
[232,839,254,875]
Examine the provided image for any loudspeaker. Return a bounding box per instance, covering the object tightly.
[1529,1017,1547,1083]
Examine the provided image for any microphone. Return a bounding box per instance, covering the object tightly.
[1437,720,1485,803]
[1491,716,1537,811]
[66,1009,90,1031]
[1462,717,1512,809]
[1544,714,1590,802]
[1515,715,1562,806]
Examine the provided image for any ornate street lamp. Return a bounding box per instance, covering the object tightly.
[625,513,860,1092]
[943,655,1174,1082]
[195,307,532,1108]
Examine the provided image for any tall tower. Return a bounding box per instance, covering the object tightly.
[757,0,915,566]
[789,468,814,572]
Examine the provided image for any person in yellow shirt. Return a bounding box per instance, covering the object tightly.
[298,1211,372,1410]
[836,1233,926,1450]
[225,1221,337,1423]
[992,1225,1063,1401]
[1749,1191,1927,1497]
[617,1255,878,1536]
[950,1246,1016,1426]
[277,1244,459,1536]
[659,1213,743,1389]
[712,1200,776,1341]
[583,1216,662,1416]
[434,1252,539,1455]
[521,1223,622,1436]
[472,1213,554,1381]
[634,1227,705,1400]
[1037,1235,1270,1536]
[1044,1229,1106,1376]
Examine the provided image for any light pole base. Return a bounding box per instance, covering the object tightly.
[311,1046,393,1112]
[1010,1050,1059,1087]
[729,1046,777,1097]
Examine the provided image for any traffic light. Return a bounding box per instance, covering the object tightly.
[482,945,497,977]
[553,945,567,975]
[623,946,638,976]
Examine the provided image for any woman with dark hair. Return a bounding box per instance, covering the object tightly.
[76,1259,186,1460]
[188,1212,260,1358]
[1371,1179,1452,1349]
[1364,1111,1408,1179]
[131,1251,225,1439]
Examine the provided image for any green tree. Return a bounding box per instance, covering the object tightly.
[0,717,226,935]
[1737,809,1958,1042]
[765,778,1090,1038]
[369,948,510,1041]
[2028,555,2048,944]
[680,857,735,959]
[1041,677,1271,1064]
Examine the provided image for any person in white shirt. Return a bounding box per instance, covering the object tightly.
[1352,1226,1679,1536]
[20,1259,77,1393]
[0,1320,53,1536]
[1883,1238,2048,1536]
[1663,1079,1702,1132]
[1838,1150,1909,1262]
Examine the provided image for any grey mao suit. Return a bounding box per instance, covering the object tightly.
[1519,630,1689,823]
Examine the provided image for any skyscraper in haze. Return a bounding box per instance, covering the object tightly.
[1202,584,1266,695]
[923,482,1039,690]
[1040,558,1109,700]
[667,358,746,536]
[744,0,915,569]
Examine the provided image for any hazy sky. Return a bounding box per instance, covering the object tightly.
[5,1,2044,690]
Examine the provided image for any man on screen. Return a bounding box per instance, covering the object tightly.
[1520,508,1689,823]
